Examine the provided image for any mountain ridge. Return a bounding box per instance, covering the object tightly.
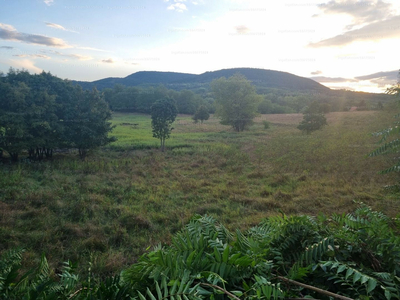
[73,67,330,92]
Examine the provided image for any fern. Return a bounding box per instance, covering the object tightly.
[137,273,202,300]
[0,248,25,297]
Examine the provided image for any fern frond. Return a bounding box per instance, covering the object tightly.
[369,138,400,157]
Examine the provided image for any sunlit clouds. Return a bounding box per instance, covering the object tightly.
[0,0,399,91]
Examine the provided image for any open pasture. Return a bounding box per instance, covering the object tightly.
[0,110,398,276]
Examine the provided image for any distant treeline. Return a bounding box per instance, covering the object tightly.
[0,69,115,161]
[102,84,215,114]
[102,83,388,116]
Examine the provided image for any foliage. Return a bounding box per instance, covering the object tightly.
[262,120,270,129]
[120,205,400,299]
[2,206,399,299]
[0,69,116,161]
[1,110,397,281]
[297,105,328,134]
[103,85,209,115]
[211,74,263,131]
[369,74,400,174]
[151,97,178,152]
[193,105,210,124]
[62,88,116,159]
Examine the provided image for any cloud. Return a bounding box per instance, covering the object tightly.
[48,50,92,60]
[308,15,400,47]
[0,46,14,49]
[0,24,17,31]
[44,0,54,6]
[310,76,358,83]
[45,22,66,31]
[311,70,322,75]
[355,70,398,86]
[318,0,394,28]
[9,58,42,73]
[101,58,115,63]
[45,22,78,33]
[0,23,71,48]
[76,46,109,52]
[13,54,51,59]
[125,62,139,65]
[312,70,399,89]
[235,25,250,34]
[167,3,188,12]
[330,86,356,91]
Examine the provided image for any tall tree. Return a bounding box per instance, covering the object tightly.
[151,97,178,152]
[63,88,116,159]
[297,112,327,134]
[0,80,31,161]
[211,74,262,131]
[0,69,116,161]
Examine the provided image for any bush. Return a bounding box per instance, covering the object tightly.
[262,120,270,129]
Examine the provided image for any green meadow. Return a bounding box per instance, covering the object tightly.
[0,109,399,276]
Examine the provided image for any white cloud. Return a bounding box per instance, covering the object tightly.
[48,50,92,60]
[318,0,394,28]
[9,58,43,73]
[45,22,78,33]
[0,23,71,48]
[235,25,250,34]
[167,3,188,12]
[76,46,109,52]
[310,76,358,83]
[13,54,51,59]
[101,58,115,63]
[0,23,17,31]
[44,0,54,6]
[45,22,66,31]
[311,70,322,75]
[309,15,400,47]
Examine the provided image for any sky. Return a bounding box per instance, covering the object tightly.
[0,0,399,93]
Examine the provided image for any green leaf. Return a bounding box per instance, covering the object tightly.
[384,289,392,300]
[337,264,347,274]
[345,268,354,280]
[222,245,229,263]
[353,271,362,284]
[367,278,377,293]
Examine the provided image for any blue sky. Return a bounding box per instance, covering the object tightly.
[1,0,399,92]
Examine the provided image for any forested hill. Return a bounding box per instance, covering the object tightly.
[73,68,330,92]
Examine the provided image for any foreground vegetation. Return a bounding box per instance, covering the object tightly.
[2,205,400,299]
[1,108,399,283]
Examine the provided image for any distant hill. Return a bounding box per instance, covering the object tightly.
[73,68,330,92]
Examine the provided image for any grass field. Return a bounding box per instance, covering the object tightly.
[1,110,399,277]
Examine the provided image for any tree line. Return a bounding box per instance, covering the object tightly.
[103,84,215,115]
[101,82,385,117]
[0,69,115,161]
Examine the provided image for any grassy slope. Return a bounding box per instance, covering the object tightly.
[0,110,399,276]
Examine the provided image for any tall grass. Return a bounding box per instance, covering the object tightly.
[0,110,398,277]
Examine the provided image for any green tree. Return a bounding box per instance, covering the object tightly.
[63,88,116,159]
[0,80,31,161]
[151,97,178,152]
[193,105,209,123]
[357,99,368,111]
[297,111,327,134]
[211,74,262,131]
